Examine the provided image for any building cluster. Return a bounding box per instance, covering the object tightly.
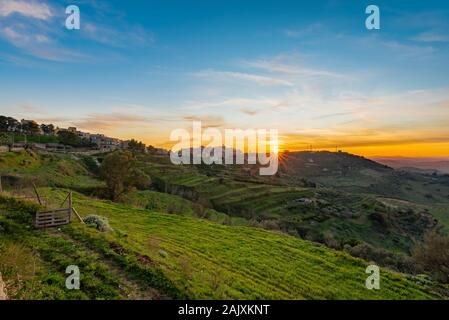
[1,117,169,154]
[63,127,123,152]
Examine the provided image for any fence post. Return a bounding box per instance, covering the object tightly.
[68,191,72,222]
[32,183,42,205]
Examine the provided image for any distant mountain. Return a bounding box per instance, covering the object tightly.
[279,151,392,185]
[371,157,449,174]
[282,151,392,175]
[278,151,449,204]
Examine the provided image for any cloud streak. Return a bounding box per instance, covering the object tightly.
[192,69,293,87]
[412,32,449,43]
[0,0,52,20]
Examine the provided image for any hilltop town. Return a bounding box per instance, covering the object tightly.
[0,115,168,154]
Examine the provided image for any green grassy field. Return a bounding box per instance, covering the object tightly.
[138,155,443,255]
[1,150,448,300]
[4,188,437,300]
[0,150,103,190]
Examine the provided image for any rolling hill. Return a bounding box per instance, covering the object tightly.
[0,190,441,299]
[1,149,448,299]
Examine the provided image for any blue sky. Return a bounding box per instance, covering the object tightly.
[0,0,449,156]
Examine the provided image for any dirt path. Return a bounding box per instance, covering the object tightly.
[0,273,7,300]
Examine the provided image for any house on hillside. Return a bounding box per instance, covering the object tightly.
[89,134,121,152]
[76,130,91,140]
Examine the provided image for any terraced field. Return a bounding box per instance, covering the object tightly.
[0,150,103,190]
[1,151,447,300]
[11,188,439,300]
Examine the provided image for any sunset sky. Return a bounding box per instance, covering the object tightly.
[0,0,449,157]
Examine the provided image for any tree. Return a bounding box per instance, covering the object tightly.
[40,123,55,135]
[58,131,93,147]
[0,116,19,132]
[412,230,449,283]
[128,139,146,153]
[0,116,9,132]
[0,133,13,151]
[99,151,151,200]
[21,120,40,135]
[29,121,40,135]
[147,145,155,153]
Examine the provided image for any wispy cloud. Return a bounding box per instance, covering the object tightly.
[0,0,52,20]
[283,23,325,38]
[239,108,260,116]
[73,113,151,131]
[192,69,293,87]
[242,53,347,79]
[83,22,154,47]
[0,24,91,62]
[183,97,286,112]
[0,0,154,63]
[412,32,449,43]
[182,115,226,128]
[380,40,435,58]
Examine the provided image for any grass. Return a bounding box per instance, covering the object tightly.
[31,188,441,299]
[0,150,447,300]
[139,154,445,255]
[0,195,169,299]
[0,150,103,191]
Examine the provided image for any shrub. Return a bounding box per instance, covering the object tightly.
[0,195,40,224]
[99,151,151,200]
[128,169,151,190]
[412,231,449,283]
[83,215,113,232]
[57,161,75,176]
[346,242,418,274]
[81,156,99,174]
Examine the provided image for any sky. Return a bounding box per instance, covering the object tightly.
[0,0,449,157]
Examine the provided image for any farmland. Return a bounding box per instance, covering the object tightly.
[0,150,448,299]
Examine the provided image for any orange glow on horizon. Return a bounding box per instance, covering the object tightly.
[278,142,449,158]
[95,126,449,159]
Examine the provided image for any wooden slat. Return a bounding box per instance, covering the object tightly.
[33,191,78,229]
[38,208,72,214]
[35,208,71,229]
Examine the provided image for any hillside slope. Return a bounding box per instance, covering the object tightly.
[1,189,441,300]
[279,151,449,205]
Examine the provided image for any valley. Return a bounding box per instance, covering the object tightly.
[0,149,448,299]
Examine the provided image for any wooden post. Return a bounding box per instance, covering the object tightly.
[72,207,84,223]
[32,183,42,206]
[68,191,72,221]
[59,192,70,208]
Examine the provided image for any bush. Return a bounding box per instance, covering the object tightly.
[346,242,418,274]
[83,215,113,232]
[0,195,40,224]
[57,161,75,176]
[412,231,449,283]
[81,156,99,174]
[99,151,151,200]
